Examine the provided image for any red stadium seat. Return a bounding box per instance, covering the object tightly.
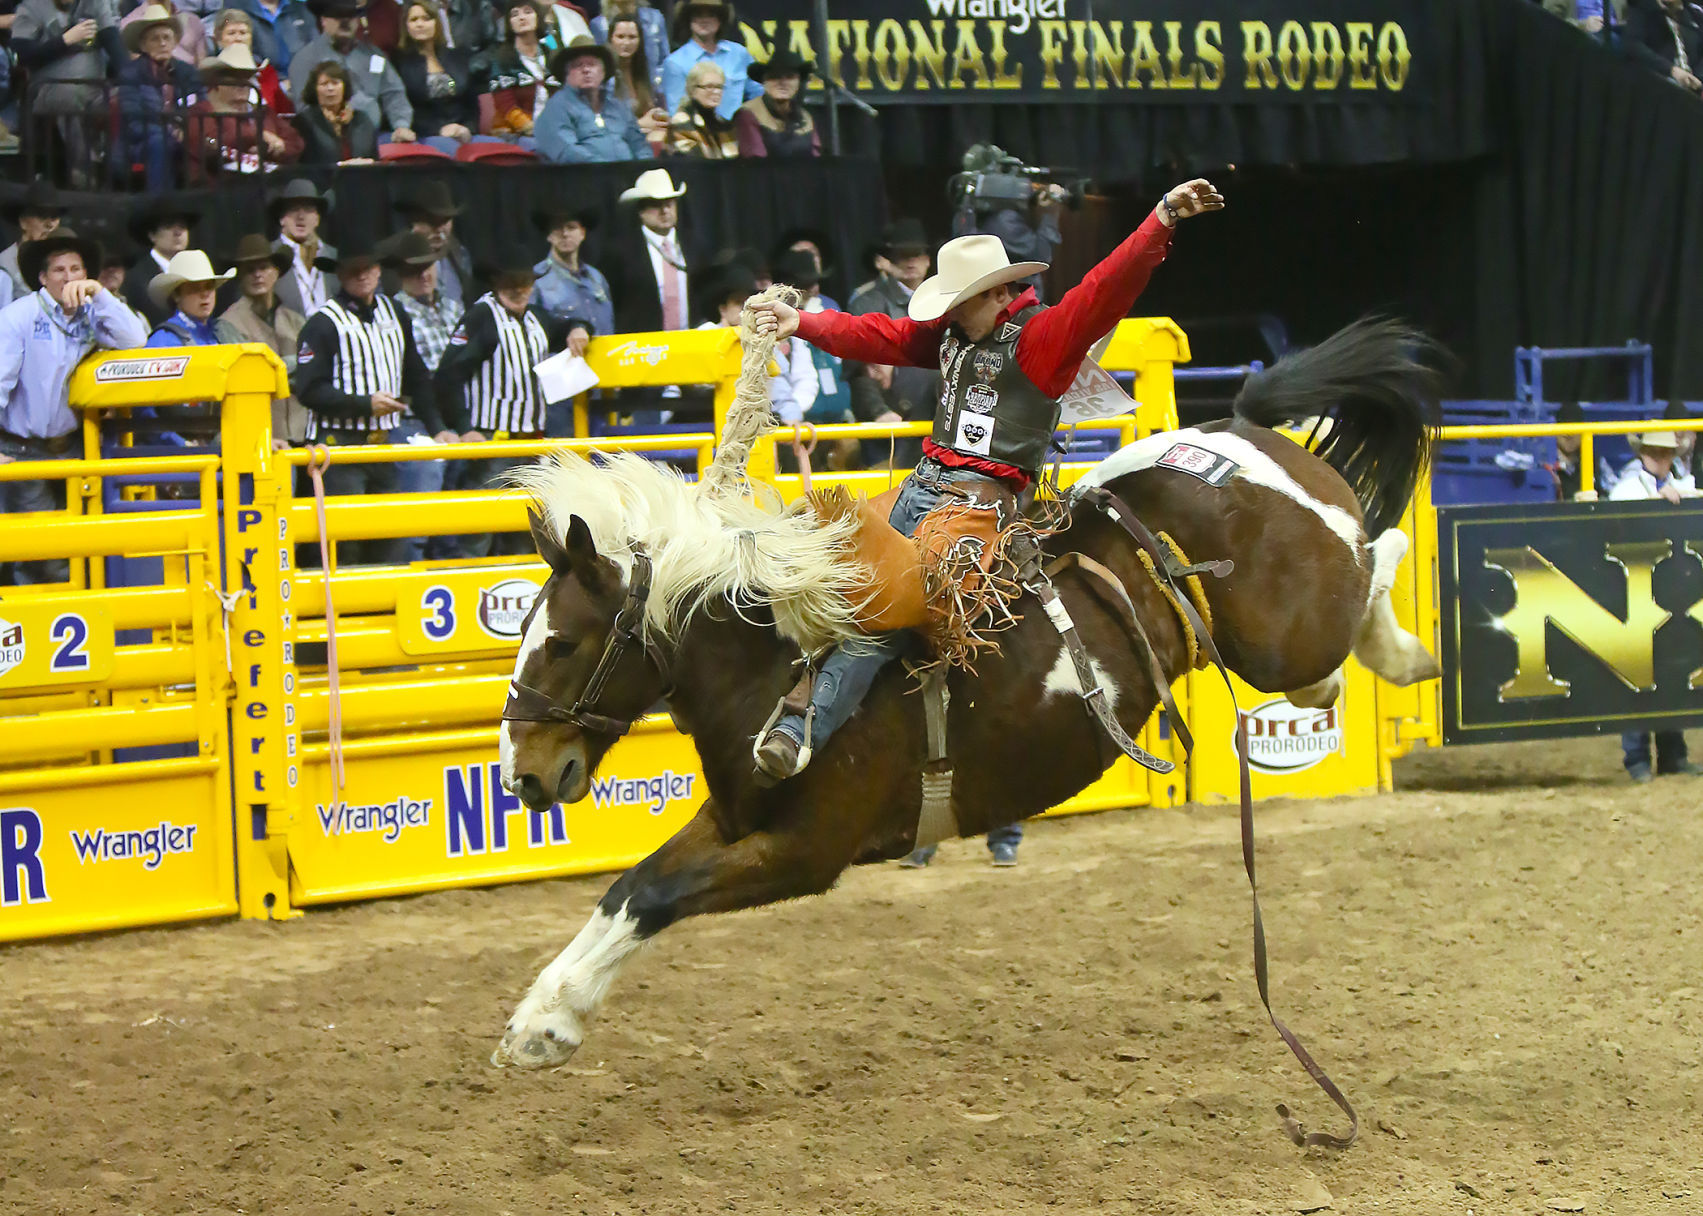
[378,142,454,162]
[456,142,537,165]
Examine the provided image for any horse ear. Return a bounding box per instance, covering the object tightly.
[530,508,572,575]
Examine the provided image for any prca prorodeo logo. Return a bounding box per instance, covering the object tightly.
[0,619,23,679]
[477,578,543,640]
[1238,698,1345,774]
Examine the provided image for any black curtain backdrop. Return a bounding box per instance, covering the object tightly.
[14,158,890,321]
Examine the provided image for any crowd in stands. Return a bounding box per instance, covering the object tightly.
[1541,0,1703,96]
[0,0,819,178]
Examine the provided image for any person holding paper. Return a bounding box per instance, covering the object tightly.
[435,259,590,556]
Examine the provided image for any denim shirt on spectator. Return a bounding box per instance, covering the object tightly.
[236,0,317,77]
[532,256,614,339]
[661,39,762,121]
[535,82,654,164]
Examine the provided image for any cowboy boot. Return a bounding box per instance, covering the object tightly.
[753,666,815,787]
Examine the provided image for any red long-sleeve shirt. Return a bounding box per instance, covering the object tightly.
[795,211,1174,486]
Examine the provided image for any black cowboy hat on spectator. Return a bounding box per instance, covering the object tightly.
[774,226,834,275]
[377,230,439,270]
[551,35,615,80]
[669,0,734,45]
[531,206,598,237]
[482,259,544,291]
[749,47,813,83]
[1663,399,1697,422]
[880,217,930,258]
[395,181,464,222]
[332,236,385,274]
[128,197,202,247]
[306,0,368,18]
[708,245,770,283]
[2,179,66,226]
[772,248,824,289]
[19,227,101,290]
[694,261,757,325]
[1554,400,1584,424]
[267,179,335,226]
[226,233,294,274]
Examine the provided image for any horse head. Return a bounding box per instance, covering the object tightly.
[500,509,672,813]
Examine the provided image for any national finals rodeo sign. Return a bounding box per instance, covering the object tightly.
[736,0,1422,103]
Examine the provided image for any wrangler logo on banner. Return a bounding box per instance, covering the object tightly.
[736,0,1422,104]
[1438,501,1703,744]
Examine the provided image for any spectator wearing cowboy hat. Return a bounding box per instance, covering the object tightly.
[210,9,297,115]
[119,0,208,62]
[606,166,695,334]
[665,59,737,158]
[0,181,67,307]
[122,199,202,326]
[660,0,756,121]
[269,178,338,316]
[694,260,815,430]
[436,259,589,556]
[293,237,451,566]
[532,206,614,340]
[217,234,311,446]
[487,0,557,142]
[733,47,817,159]
[384,229,460,372]
[0,228,149,585]
[288,0,417,140]
[394,180,475,307]
[227,0,316,74]
[1608,427,1701,781]
[187,42,304,183]
[846,217,939,465]
[117,4,200,190]
[146,249,235,348]
[536,34,653,163]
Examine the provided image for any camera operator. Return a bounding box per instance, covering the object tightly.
[950,143,1076,301]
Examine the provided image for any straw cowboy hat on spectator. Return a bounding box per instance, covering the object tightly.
[1634,431,1681,451]
[199,42,260,81]
[225,233,293,274]
[18,228,101,289]
[148,250,234,309]
[905,233,1047,322]
[619,167,687,205]
[123,4,184,52]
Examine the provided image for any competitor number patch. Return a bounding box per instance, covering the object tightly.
[1156,442,1239,486]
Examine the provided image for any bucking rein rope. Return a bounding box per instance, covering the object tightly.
[1070,482,1358,1150]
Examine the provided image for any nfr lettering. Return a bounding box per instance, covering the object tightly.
[1,808,49,907]
[445,762,568,857]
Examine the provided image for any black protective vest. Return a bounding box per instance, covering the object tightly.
[930,304,1058,474]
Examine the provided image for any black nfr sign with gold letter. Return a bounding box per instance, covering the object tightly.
[1438,501,1703,744]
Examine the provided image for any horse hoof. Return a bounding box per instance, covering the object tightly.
[493,1001,584,1069]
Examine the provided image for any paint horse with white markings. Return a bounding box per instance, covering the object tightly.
[492,319,1442,1102]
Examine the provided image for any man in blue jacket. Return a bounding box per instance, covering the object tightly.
[536,37,652,164]
[0,230,149,584]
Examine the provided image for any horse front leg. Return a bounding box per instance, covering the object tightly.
[492,796,858,1068]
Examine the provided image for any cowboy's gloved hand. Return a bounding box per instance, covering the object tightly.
[748,299,799,341]
[1158,179,1225,227]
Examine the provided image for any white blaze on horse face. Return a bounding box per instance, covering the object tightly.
[1043,647,1120,709]
[1080,428,1365,557]
[493,904,646,1069]
[499,592,557,792]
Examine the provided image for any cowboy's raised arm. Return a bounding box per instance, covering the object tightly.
[1016,179,1224,397]
[747,299,945,370]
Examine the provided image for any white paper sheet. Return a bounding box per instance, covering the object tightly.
[1057,356,1136,423]
[533,350,600,404]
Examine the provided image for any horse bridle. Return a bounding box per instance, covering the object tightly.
[500,547,673,739]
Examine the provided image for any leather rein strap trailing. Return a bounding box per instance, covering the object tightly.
[1073,482,1359,1151]
[501,549,672,739]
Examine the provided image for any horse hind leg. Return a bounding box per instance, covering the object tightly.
[1287,668,1345,708]
[1351,529,1441,686]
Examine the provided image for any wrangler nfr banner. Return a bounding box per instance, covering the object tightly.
[1438,501,1703,745]
[737,1,1424,104]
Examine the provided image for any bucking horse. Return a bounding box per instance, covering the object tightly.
[491,317,1442,1146]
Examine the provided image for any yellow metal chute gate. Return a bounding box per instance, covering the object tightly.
[0,322,1428,941]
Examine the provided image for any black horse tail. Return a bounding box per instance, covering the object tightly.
[1230,317,1444,538]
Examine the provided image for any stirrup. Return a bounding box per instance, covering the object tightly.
[752,664,815,781]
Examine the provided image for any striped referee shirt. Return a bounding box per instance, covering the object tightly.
[435,294,559,435]
[294,289,450,437]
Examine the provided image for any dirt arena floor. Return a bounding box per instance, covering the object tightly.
[4,739,1702,1215]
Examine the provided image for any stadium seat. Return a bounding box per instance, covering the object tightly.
[378,142,454,162]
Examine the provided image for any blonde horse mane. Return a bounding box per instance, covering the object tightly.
[511,451,870,652]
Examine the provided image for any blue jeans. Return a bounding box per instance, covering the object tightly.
[1622,730,1688,773]
[0,435,71,584]
[386,417,446,564]
[772,460,1005,752]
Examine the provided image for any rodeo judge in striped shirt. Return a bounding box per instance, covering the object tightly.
[294,237,456,568]
[435,259,591,557]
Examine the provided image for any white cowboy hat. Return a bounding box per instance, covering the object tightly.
[198,42,260,78]
[148,249,234,310]
[906,234,1046,323]
[619,168,688,205]
[123,3,185,53]
[1634,430,1680,450]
